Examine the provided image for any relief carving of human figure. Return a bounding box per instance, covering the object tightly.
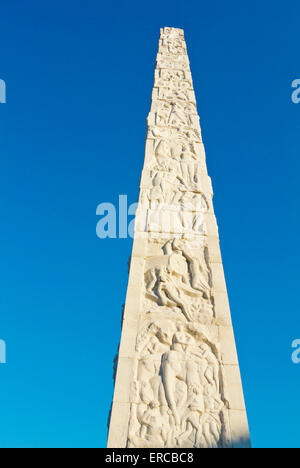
[128,323,225,448]
[148,127,205,192]
[161,88,189,102]
[155,70,192,89]
[145,239,213,323]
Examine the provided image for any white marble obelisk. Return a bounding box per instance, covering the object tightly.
[107,27,251,449]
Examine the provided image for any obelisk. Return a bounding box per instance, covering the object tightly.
[107,27,251,449]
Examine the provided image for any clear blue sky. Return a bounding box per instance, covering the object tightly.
[0,0,299,448]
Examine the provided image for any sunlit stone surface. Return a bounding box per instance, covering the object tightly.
[107,27,251,449]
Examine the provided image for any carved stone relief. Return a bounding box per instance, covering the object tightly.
[154,69,193,90]
[141,179,209,212]
[145,128,206,194]
[161,28,184,40]
[143,239,214,324]
[147,124,201,144]
[159,44,186,56]
[151,101,197,126]
[108,27,250,451]
[156,56,190,71]
[155,86,193,103]
[128,321,226,448]
[160,36,186,47]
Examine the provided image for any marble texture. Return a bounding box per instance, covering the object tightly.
[107,27,251,449]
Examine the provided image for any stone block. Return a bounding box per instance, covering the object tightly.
[218,326,239,365]
[123,284,143,321]
[107,402,131,448]
[128,257,145,288]
[228,410,251,448]
[118,319,140,358]
[113,357,137,404]
[210,262,228,293]
[213,292,232,326]
[222,365,246,410]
